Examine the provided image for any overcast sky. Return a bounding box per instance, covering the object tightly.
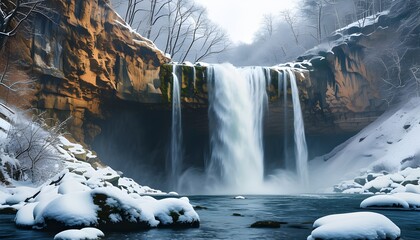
[195,0,298,44]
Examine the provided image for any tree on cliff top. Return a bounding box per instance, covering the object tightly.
[112,0,230,62]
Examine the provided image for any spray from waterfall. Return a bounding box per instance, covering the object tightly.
[206,63,269,193]
[170,64,182,190]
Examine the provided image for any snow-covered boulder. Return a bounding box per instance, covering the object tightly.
[54,227,104,240]
[360,195,409,209]
[11,174,199,231]
[307,212,400,240]
[360,192,420,210]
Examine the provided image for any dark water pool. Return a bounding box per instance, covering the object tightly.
[1,195,420,239]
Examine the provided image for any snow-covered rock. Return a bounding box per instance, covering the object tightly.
[360,195,409,209]
[27,187,199,231]
[307,212,400,240]
[54,227,104,240]
[361,192,420,210]
[15,202,37,228]
[9,167,200,231]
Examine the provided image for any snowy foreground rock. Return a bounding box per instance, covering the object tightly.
[307,212,400,240]
[54,228,104,240]
[2,163,200,231]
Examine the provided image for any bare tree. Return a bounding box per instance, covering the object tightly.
[5,112,68,182]
[115,0,229,62]
[261,14,275,39]
[300,0,336,43]
[353,0,374,28]
[0,52,36,95]
[366,48,409,106]
[193,22,229,62]
[123,0,145,26]
[0,0,48,47]
[410,65,420,97]
[281,10,300,45]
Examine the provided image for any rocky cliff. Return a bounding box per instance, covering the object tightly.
[298,0,420,134]
[1,0,169,142]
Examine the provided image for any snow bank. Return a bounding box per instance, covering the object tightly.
[313,98,420,191]
[308,212,400,240]
[54,227,104,240]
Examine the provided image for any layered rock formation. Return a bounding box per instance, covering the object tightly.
[2,0,169,142]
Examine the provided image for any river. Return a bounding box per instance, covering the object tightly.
[1,194,419,239]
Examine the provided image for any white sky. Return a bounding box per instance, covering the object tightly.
[195,0,298,44]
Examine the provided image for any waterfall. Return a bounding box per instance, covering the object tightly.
[287,69,309,185]
[282,70,290,170]
[170,64,182,189]
[206,63,269,193]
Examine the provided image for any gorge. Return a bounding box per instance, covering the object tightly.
[1,0,410,193]
[1,0,420,238]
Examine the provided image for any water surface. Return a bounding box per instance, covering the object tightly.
[1,195,419,239]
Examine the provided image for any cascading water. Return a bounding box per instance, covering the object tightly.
[286,68,309,185]
[170,64,182,189]
[282,70,290,169]
[177,64,309,193]
[206,63,269,193]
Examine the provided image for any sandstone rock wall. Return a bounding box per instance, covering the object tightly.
[4,0,169,142]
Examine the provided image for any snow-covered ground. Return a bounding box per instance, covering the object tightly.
[0,103,200,236]
[310,98,420,193]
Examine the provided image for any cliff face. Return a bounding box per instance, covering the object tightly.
[294,0,419,134]
[5,0,169,142]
